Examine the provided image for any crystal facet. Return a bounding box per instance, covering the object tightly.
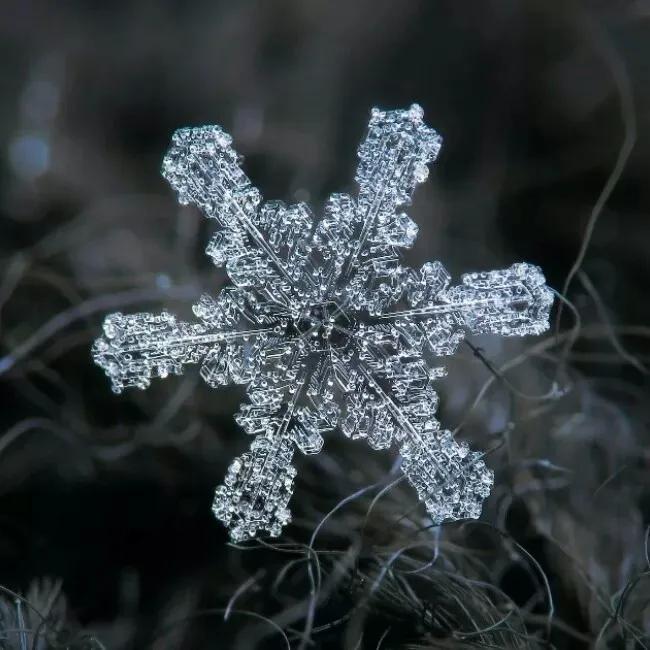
[92,105,554,541]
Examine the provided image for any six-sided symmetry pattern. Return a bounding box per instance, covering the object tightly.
[92,104,553,542]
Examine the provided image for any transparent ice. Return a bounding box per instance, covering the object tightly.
[92,105,553,542]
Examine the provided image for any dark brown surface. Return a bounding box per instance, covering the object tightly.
[0,1,649,647]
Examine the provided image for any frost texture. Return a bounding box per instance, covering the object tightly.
[92,105,554,542]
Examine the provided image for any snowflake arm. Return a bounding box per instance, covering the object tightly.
[338,344,493,522]
[373,261,554,333]
[213,352,307,543]
[346,104,441,271]
[162,126,317,311]
[324,105,442,315]
[213,344,341,541]
[91,288,283,393]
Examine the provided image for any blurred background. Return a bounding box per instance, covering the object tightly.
[1,1,649,648]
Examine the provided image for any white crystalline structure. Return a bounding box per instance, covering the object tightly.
[92,105,554,543]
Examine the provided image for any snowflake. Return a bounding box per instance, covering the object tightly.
[92,104,553,543]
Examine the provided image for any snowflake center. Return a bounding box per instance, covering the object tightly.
[292,301,351,348]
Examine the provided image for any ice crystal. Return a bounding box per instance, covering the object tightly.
[92,104,553,542]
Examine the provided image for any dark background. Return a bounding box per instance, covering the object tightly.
[1,1,649,648]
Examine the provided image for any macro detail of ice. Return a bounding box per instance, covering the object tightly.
[92,104,554,542]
